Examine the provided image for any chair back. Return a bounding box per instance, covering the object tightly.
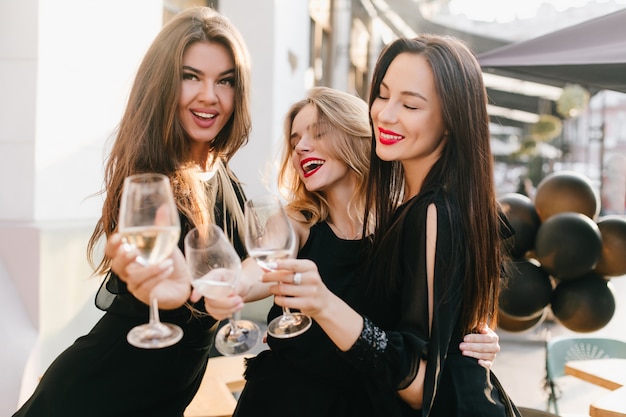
[546,337,626,380]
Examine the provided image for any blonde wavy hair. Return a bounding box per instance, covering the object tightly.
[278,87,372,231]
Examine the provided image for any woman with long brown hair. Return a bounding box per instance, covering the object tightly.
[358,34,518,416]
[14,7,252,416]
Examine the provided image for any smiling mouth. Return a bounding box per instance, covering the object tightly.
[379,131,402,141]
[302,159,324,175]
[192,111,216,119]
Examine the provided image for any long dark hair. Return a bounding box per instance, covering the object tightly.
[364,35,503,334]
[88,7,251,274]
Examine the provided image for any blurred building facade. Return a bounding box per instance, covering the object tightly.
[1,0,625,414]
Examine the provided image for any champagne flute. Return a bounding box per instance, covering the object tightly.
[185,224,261,355]
[118,173,183,349]
[244,194,312,338]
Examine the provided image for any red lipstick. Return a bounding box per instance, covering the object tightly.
[378,127,404,145]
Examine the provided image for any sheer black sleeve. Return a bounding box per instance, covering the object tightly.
[340,192,464,416]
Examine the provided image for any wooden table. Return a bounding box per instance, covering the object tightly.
[565,358,626,417]
[184,355,248,417]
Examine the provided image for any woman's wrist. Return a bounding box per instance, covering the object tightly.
[313,292,364,351]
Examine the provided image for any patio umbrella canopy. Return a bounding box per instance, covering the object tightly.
[478,9,626,94]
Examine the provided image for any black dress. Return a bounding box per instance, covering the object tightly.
[13,180,247,417]
[343,188,520,417]
[233,222,376,417]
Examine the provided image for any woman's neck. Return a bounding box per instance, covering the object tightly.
[325,181,361,240]
[190,142,215,172]
[401,153,441,202]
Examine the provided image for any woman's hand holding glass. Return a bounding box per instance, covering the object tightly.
[261,258,334,319]
[191,257,264,319]
[185,224,261,356]
[106,234,191,310]
[116,173,184,349]
[261,260,501,366]
[261,257,365,352]
[244,194,312,338]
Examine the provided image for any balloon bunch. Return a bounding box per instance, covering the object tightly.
[498,170,626,333]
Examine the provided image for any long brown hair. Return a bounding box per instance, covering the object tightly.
[278,87,372,229]
[88,7,251,274]
[364,35,503,334]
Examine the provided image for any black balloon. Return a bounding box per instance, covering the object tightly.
[500,259,552,319]
[498,308,547,333]
[594,215,626,277]
[551,272,616,333]
[499,193,542,258]
[534,212,602,280]
[534,171,599,222]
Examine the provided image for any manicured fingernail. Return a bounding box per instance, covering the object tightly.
[265,261,278,270]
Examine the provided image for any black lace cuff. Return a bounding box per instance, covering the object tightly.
[345,316,388,367]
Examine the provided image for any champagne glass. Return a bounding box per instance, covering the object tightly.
[185,224,261,355]
[244,194,312,338]
[118,173,183,349]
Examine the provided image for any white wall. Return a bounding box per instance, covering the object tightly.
[0,0,37,221]
[34,1,164,222]
[0,1,165,413]
[222,0,311,198]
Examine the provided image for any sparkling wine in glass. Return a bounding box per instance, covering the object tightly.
[244,194,312,338]
[118,173,183,349]
[185,224,261,355]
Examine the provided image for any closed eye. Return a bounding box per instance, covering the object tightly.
[289,134,300,149]
[314,130,327,139]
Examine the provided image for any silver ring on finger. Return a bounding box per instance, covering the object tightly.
[292,272,302,285]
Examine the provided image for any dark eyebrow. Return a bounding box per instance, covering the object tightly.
[182,66,236,78]
[380,80,428,102]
